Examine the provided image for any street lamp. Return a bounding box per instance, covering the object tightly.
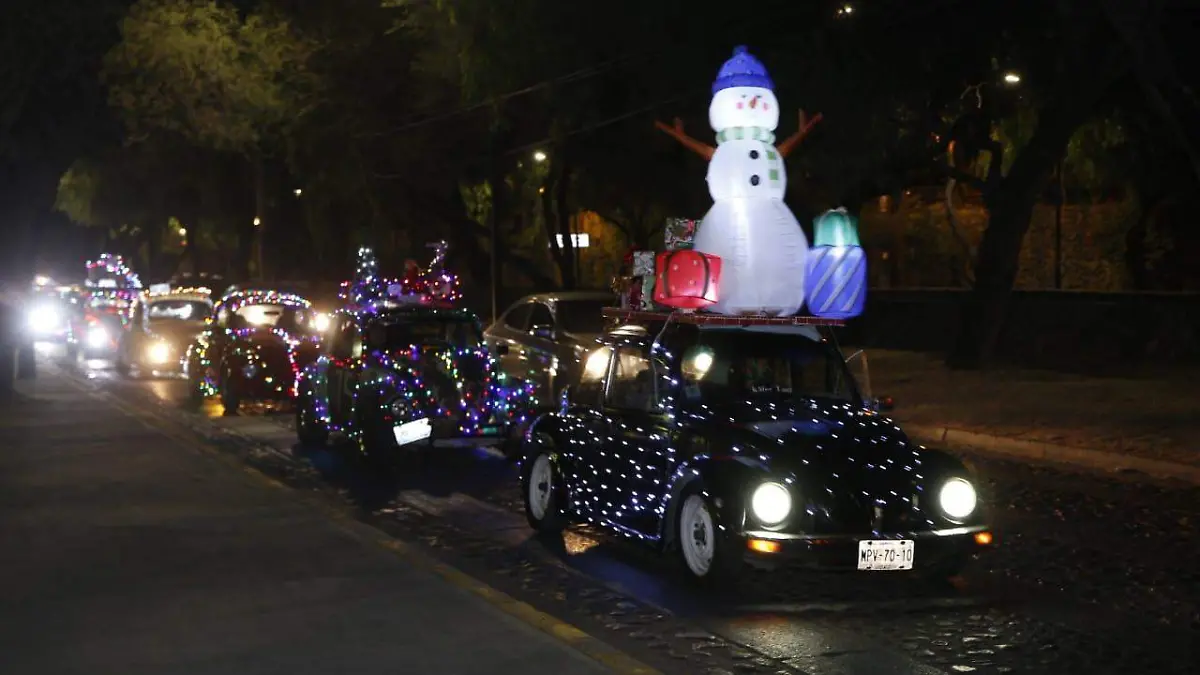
[178,227,187,237]
[533,150,547,162]
[1003,72,1021,85]
[294,188,302,196]
[837,4,853,15]
[253,217,262,227]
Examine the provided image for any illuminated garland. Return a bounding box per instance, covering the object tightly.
[308,306,537,442]
[192,290,320,400]
[86,253,142,289]
[341,242,462,312]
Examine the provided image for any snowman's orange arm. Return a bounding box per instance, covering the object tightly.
[778,110,824,158]
[654,119,714,160]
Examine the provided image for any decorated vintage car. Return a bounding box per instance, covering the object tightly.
[520,310,992,583]
[116,284,214,377]
[295,244,535,463]
[66,254,142,360]
[184,289,323,413]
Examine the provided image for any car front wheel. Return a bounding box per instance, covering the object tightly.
[523,450,566,534]
[676,488,743,584]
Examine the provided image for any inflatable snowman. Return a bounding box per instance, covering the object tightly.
[656,46,822,316]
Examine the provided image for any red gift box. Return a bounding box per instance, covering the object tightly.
[653,250,721,310]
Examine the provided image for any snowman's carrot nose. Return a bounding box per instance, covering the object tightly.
[749,96,759,109]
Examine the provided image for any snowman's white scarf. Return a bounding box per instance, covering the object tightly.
[716,126,776,144]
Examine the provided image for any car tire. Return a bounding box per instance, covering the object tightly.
[220,364,241,415]
[295,391,328,447]
[522,447,566,534]
[676,485,744,585]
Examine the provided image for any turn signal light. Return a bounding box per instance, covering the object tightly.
[974,531,993,546]
[748,539,780,554]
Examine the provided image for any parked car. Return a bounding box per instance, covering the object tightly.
[296,301,534,463]
[184,289,323,413]
[117,286,213,377]
[519,312,992,584]
[483,290,613,420]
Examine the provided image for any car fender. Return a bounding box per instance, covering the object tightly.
[660,449,771,548]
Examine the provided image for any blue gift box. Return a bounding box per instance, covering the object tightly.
[805,208,866,319]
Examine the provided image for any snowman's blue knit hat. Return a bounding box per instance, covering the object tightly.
[712,45,774,94]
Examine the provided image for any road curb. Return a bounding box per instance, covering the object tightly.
[904,422,1200,486]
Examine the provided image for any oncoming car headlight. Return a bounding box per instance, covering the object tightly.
[146,341,171,365]
[938,478,978,520]
[86,325,109,348]
[313,312,331,332]
[750,482,792,526]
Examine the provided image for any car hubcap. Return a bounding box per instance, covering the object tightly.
[528,455,553,521]
[680,495,715,577]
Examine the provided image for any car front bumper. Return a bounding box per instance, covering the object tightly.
[740,524,993,572]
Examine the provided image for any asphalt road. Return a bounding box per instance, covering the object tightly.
[47,348,1200,675]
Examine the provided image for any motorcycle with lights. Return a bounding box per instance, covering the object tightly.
[519,312,992,584]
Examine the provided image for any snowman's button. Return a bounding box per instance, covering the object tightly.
[749,150,759,159]
[750,175,760,186]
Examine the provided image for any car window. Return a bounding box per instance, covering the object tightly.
[605,348,655,412]
[555,299,609,334]
[504,303,533,331]
[527,303,554,331]
[332,319,357,359]
[574,346,612,406]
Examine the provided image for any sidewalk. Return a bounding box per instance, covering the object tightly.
[0,372,619,674]
[862,349,1200,479]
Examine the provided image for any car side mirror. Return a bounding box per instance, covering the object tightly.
[530,324,554,340]
[873,395,894,412]
[495,343,509,355]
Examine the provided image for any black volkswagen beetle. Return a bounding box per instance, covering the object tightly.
[519,312,992,583]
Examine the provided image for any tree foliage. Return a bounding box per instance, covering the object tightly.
[103,0,318,153]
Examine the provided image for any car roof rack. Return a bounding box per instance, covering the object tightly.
[601,307,845,327]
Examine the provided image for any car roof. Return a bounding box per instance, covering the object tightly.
[515,290,614,305]
[354,305,478,325]
[602,323,824,351]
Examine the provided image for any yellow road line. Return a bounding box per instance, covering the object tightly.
[62,370,661,675]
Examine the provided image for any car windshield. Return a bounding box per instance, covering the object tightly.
[233,304,315,333]
[370,316,482,351]
[678,329,857,404]
[556,299,610,334]
[147,300,211,322]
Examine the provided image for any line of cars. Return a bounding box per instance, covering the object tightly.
[33,268,993,585]
[292,285,993,585]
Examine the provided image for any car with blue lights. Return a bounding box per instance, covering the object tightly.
[116,285,214,377]
[519,309,992,583]
[184,289,323,413]
[295,297,535,464]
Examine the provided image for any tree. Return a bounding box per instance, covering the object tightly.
[101,0,319,277]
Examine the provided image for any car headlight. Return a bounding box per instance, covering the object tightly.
[28,306,59,332]
[750,482,792,526]
[313,312,331,332]
[87,325,109,347]
[146,341,171,364]
[938,478,978,520]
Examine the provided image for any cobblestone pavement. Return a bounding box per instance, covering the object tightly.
[66,356,1200,675]
[861,349,1200,466]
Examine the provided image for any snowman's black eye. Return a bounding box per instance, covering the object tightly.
[750,175,760,186]
[749,150,759,159]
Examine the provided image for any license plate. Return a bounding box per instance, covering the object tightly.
[393,418,432,446]
[857,539,914,571]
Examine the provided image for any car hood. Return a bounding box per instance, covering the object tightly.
[697,398,924,492]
